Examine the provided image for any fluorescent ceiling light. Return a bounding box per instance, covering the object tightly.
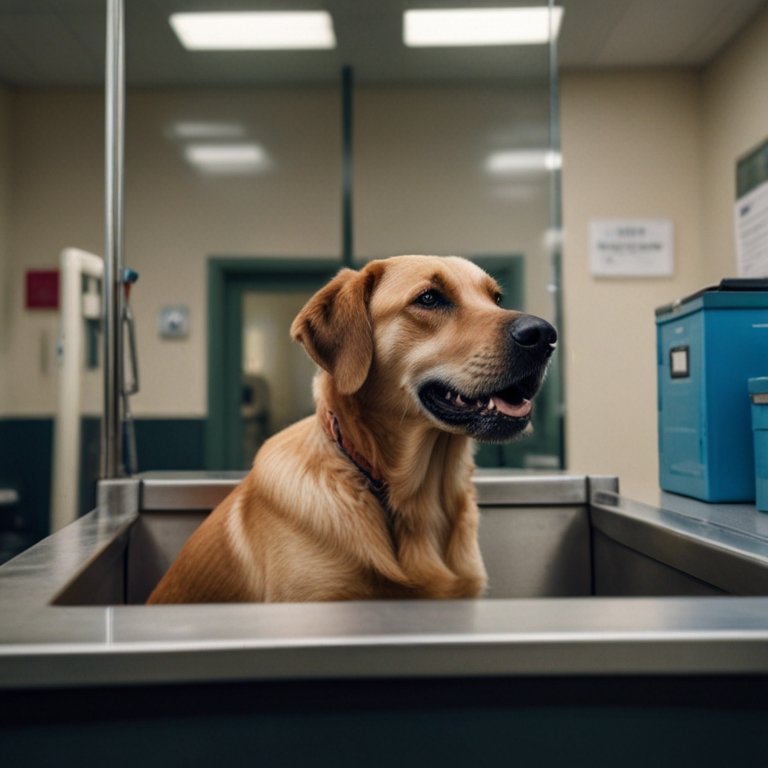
[404,7,563,47]
[170,11,336,51]
[184,143,270,174]
[486,149,562,174]
[169,122,246,140]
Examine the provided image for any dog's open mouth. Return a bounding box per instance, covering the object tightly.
[430,383,532,418]
[418,379,540,442]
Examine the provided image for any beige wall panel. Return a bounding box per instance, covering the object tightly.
[560,70,704,502]
[5,87,341,417]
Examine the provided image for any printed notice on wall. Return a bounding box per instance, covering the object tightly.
[734,180,768,278]
[589,219,674,278]
[735,138,768,276]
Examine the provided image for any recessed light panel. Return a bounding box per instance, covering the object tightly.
[169,122,246,140]
[404,7,563,47]
[486,149,562,174]
[184,143,270,174]
[170,11,336,51]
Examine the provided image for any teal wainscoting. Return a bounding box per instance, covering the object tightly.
[0,417,206,561]
[0,418,53,547]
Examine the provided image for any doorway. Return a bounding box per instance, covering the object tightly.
[207,258,339,470]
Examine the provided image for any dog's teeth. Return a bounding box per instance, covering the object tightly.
[445,391,452,400]
[487,399,496,411]
[456,395,465,405]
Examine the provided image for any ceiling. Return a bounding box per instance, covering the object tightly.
[0,0,765,88]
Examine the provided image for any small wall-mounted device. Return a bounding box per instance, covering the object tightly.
[158,305,190,339]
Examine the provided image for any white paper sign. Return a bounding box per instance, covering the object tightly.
[734,179,768,277]
[589,219,674,278]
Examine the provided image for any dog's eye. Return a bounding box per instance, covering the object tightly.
[414,290,445,309]
[494,292,504,306]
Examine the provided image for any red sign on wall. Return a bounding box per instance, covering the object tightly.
[26,270,60,310]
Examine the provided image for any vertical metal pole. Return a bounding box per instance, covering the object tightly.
[341,66,354,267]
[101,0,125,478]
[547,0,566,470]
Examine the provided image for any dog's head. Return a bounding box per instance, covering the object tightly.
[291,255,556,442]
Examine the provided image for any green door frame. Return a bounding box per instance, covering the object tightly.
[207,258,340,470]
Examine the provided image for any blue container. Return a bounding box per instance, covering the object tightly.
[749,377,768,513]
[656,282,768,502]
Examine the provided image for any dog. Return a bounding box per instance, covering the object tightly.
[148,255,556,603]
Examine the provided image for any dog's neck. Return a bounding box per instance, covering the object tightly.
[315,374,475,514]
[322,409,387,497]
[320,408,399,546]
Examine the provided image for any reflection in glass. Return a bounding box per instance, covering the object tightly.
[0,0,564,552]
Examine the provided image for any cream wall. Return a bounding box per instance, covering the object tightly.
[5,91,103,418]
[6,87,342,417]
[2,85,553,419]
[560,5,768,502]
[560,70,704,502]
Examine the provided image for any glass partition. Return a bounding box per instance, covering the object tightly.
[0,1,564,536]
[0,1,108,557]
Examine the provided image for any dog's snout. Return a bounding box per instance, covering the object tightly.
[509,315,557,352]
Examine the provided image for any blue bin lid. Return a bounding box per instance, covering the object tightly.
[749,377,768,395]
[656,278,768,321]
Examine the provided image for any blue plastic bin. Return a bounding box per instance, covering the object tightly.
[750,377,768,513]
[656,281,768,502]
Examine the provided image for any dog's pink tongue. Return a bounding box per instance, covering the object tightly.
[492,396,532,418]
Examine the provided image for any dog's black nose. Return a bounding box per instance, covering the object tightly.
[510,315,557,352]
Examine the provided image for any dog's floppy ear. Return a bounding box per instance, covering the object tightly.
[291,267,379,395]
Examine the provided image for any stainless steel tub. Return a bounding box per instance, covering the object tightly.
[2,471,768,689]
[56,472,618,605]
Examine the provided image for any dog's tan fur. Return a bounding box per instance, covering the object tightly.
[148,255,541,604]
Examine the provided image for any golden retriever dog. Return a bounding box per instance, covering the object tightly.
[148,255,556,603]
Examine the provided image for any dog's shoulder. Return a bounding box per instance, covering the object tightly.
[249,415,347,511]
[251,415,319,482]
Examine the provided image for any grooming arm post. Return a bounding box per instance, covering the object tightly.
[101,0,125,479]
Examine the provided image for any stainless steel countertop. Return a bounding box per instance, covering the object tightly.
[643,490,768,541]
[1,472,768,688]
[4,598,768,688]
[591,490,768,593]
